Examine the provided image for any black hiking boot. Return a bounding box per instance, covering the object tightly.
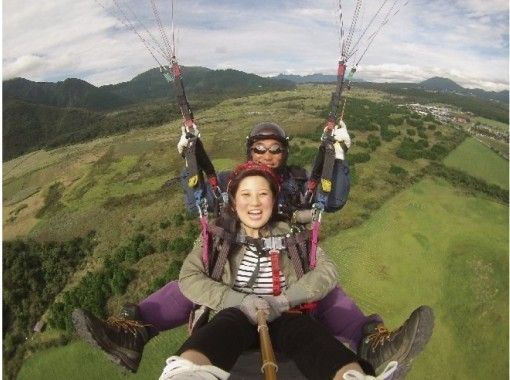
[358,305,434,379]
[72,304,150,373]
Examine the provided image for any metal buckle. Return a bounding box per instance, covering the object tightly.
[261,236,286,251]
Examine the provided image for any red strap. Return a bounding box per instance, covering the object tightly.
[307,179,317,192]
[290,302,318,313]
[337,62,346,76]
[270,250,281,296]
[207,175,218,188]
[171,62,182,77]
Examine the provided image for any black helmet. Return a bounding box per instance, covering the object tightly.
[246,122,289,162]
[246,122,289,152]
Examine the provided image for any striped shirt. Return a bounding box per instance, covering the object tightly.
[233,243,286,295]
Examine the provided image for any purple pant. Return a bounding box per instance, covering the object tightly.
[138,281,382,351]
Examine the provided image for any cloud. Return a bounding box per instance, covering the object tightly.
[3,55,46,80]
[453,0,509,15]
[2,0,508,91]
[358,63,508,91]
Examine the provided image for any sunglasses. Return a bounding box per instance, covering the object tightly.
[250,144,285,155]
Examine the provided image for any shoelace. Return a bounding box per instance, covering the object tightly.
[106,316,148,334]
[159,356,229,380]
[343,361,398,380]
[366,324,395,352]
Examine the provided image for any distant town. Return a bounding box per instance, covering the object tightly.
[403,103,509,156]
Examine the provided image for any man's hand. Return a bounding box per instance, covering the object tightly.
[177,124,201,155]
[332,120,351,160]
[239,294,270,325]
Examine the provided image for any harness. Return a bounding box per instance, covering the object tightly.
[187,168,320,333]
[188,225,317,333]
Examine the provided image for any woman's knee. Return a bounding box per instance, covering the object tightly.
[213,307,252,329]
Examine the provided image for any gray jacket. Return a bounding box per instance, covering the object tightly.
[178,221,338,311]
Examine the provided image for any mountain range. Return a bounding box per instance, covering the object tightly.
[3,68,508,161]
[275,74,508,104]
[2,67,295,160]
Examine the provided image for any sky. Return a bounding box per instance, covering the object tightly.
[2,0,509,91]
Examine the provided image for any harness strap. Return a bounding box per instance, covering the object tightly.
[206,225,234,280]
[210,235,233,281]
[284,234,305,279]
[199,216,210,274]
[209,224,230,240]
[208,226,313,289]
[270,250,282,296]
[295,230,311,273]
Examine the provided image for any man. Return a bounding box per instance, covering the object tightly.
[73,122,433,379]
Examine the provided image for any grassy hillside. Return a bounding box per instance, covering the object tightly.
[4,84,508,379]
[444,137,509,190]
[322,177,508,380]
[18,327,188,380]
[16,177,509,380]
[3,68,295,161]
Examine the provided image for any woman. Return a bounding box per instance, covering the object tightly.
[159,161,397,380]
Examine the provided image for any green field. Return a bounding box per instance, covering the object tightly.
[6,85,509,380]
[443,137,509,190]
[322,177,509,380]
[18,327,188,380]
[17,176,509,379]
[474,116,509,132]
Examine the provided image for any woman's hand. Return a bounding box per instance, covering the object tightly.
[239,295,270,325]
[262,294,290,322]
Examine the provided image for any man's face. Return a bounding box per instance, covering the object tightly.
[249,138,285,169]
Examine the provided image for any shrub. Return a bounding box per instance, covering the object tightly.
[424,113,435,122]
[367,134,381,151]
[416,139,429,149]
[186,222,200,236]
[349,152,371,164]
[36,182,65,218]
[146,260,184,294]
[389,165,408,177]
[396,138,424,160]
[287,146,318,167]
[427,163,508,203]
[110,267,133,295]
[380,125,400,142]
[159,239,170,252]
[426,144,450,160]
[173,213,185,227]
[169,237,195,255]
[159,218,171,229]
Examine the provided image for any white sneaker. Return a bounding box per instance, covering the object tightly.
[159,356,230,380]
[343,361,398,380]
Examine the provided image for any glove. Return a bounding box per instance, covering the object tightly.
[262,294,290,322]
[176,124,201,155]
[331,120,351,160]
[239,294,270,325]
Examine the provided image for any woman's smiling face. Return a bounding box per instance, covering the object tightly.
[234,175,274,238]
